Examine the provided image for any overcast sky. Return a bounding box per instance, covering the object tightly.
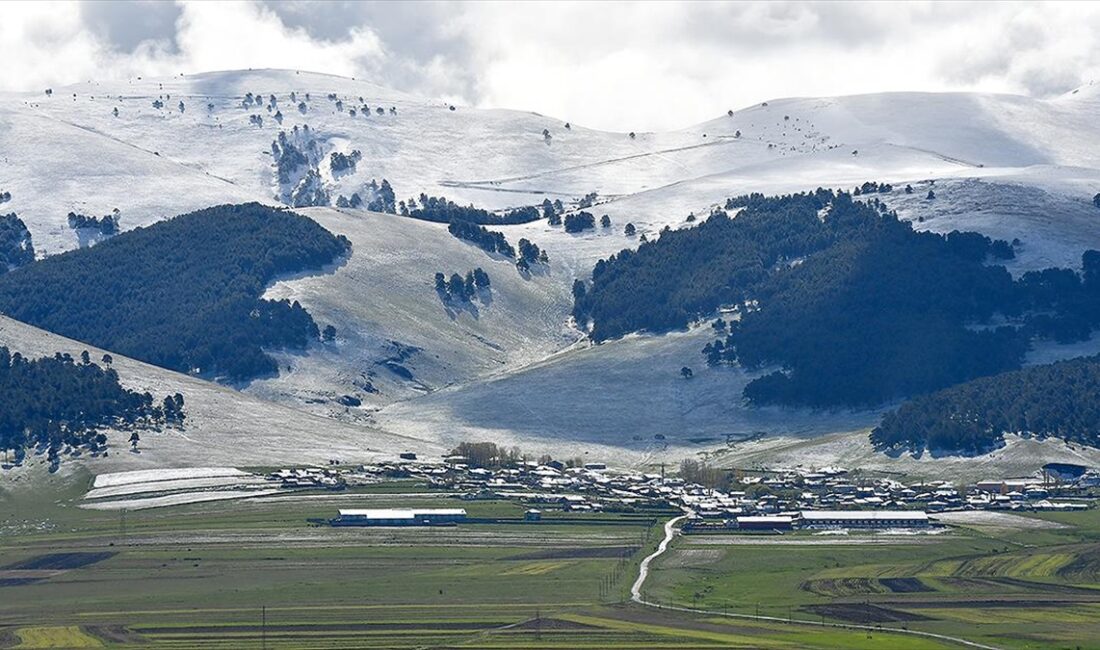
[3,1,1099,131]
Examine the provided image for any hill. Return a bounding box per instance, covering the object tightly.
[2,69,1100,472]
[0,314,433,477]
[0,203,350,380]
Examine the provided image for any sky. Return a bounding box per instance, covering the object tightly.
[3,1,1100,131]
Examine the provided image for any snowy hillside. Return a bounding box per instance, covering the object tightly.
[0,315,434,476]
[3,68,1100,474]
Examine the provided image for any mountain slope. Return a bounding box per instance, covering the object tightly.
[0,315,432,475]
[2,69,1100,473]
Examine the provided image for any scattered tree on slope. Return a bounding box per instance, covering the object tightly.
[409,194,541,225]
[67,210,120,236]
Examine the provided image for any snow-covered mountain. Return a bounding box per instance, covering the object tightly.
[3,68,1100,477]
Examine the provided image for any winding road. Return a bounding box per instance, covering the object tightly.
[630,515,1003,650]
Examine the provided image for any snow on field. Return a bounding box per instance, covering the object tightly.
[711,430,1100,482]
[85,475,268,500]
[253,206,578,411]
[79,488,281,511]
[92,467,247,489]
[375,327,876,467]
[935,510,1072,531]
[4,69,1100,477]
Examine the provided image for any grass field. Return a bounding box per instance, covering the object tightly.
[646,509,1100,650]
[0,471,967,649]
[4,472,1098,648]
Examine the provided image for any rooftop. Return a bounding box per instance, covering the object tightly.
[800,510,928,521]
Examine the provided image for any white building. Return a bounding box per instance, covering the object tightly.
[799,510,929,529]
[335,508,467,526]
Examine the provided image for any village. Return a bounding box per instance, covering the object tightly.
[265,454,1098,531]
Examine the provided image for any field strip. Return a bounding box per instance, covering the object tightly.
[84,476,269,500]
[92,468,246,488]
[633,516,1003,650]
[76,602,592,617]
[682,535,941,546]
[935,511,1071,530]
[79,489,280,511]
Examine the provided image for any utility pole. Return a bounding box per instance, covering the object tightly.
[118,508,127,546]
[261,605,266,650]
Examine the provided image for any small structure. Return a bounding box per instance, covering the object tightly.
[525,509,542,521]
[334,508,467,527]
[736,515,793,531]
[799,510,929,529]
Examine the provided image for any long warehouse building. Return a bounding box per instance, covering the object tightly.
[335,508,468,527]
[799,510,929,529]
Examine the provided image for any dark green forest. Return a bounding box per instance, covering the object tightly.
[0,347,183,464]
[573,189,840,341]
[574,190,1100,409]
[0,203,350,380]
[0,212,35,273]
[872,355,1100,455]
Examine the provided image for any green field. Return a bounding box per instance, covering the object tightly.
[0,471,976,649]
[645,509,1100,649]
[10,470,1100,648]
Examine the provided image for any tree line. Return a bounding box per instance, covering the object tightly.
[0,213,34,273]
[573,188,1100,410]
[0,347,184,466]
[872,355,1100,456]
[574,190,838,341]
[0,203,350,381]
[447,220,515,258]
[407,193,542,225]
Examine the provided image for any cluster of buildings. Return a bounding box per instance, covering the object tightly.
[268,467,346,489]
[302,455,1095,530]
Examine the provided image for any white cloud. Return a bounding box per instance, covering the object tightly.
[2,1,1100,131]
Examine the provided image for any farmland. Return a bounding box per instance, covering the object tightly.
[2,471,965,649]
[645,508,1100,649]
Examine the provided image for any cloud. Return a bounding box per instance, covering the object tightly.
[81,0,182,54]
[2,1,1099,130]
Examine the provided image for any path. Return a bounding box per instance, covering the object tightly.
[631,516,1003,650]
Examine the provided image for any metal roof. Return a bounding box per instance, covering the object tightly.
[338,508,467,519]
[800,510,928,520]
